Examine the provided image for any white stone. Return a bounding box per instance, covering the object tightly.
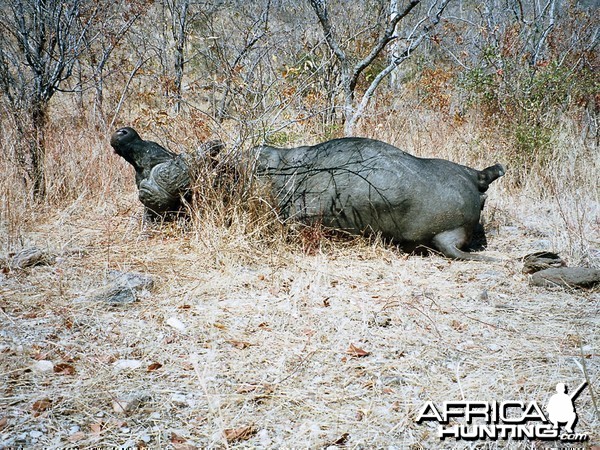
[113,359,143,371]
[32,360,54,373]
[166,317,186,333]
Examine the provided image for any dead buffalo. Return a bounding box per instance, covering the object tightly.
[254,137,505,260]
[110,127,224,219]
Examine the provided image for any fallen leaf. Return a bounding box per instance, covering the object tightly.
[32,398,52,416]
[0,416,7,430]
[33,350,49,360]
[108,418,127,428]
[224,425,257,442]
[63,316,73,329]
[147,362,163,371]
[54,363,76,375]
[90,421,103,434]
[236,385,259,394]
[228,340,252,349]
[451,320,466,331]
[324,432,350,447]
[346,344,370,358]
[171,432,186,444]
[212,322,227,330]
[173,444,197,450]
[67,431,86,442]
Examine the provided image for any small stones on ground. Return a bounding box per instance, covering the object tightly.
[32,360,54,373]
[170,393,189,407]
[112,393,148,414]
[370,313,391,327]
[78,271,155,305]
[522,251,566,274]
[113,359,143,371]
[531,267,600,289]
[166,317,187,333]
[521,251,599,289]
[8,247,54,270]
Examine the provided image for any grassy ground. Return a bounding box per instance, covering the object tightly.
[0,112,598,448]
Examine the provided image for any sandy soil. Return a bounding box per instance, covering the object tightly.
[1,193,598,449]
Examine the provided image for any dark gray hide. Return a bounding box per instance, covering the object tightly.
[255,137,505,260]
[111,127,223,217]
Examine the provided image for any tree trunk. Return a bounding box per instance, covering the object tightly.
[30,102,48,199]
[171,0,189,114]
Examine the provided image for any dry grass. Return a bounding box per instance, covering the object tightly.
[0,109,598,448]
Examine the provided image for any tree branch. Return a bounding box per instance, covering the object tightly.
[349,0,451,130]
[351,0,421,89]
[308,0,346,63]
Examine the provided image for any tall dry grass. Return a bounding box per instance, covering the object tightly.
[1,89,598,267]
[1,85,598,450]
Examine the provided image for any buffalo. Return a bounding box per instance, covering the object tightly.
[254,137,505,260]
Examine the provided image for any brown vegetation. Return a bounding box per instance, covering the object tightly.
[0,0,598,448]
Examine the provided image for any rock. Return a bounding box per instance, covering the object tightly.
[166,317,187,333]
[112,393,148,414]
[170,393,189,407]
[370,314,391,327]
[108,270,155,289]
[81,271,155,305]
[531,267,600,289]
[522,251,566,274]
[32,360,54,373]
[113,359,143,371]
[9,247,54,269]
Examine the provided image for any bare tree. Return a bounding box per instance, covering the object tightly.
[81,2,140,125]
[309,0,451,134]
[167,0,190,113]
[0,0,95,198]
[212,0,272,123]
